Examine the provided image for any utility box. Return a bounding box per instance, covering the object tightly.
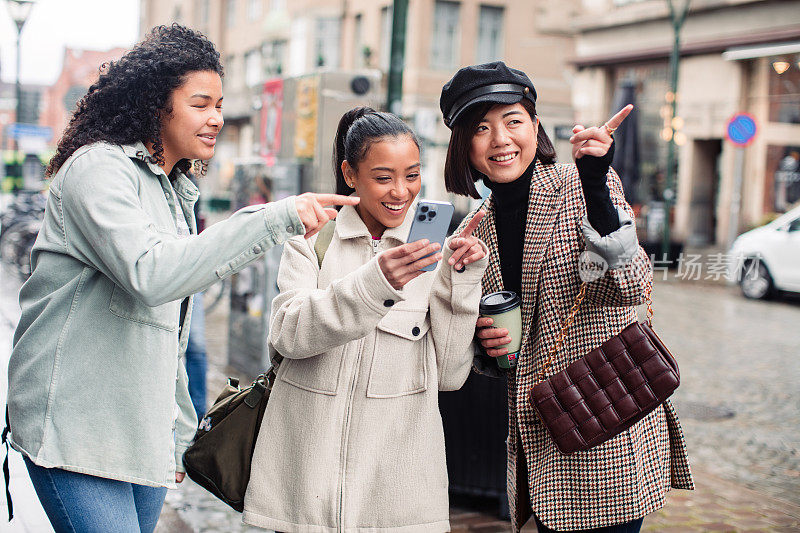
[259,70,383,194]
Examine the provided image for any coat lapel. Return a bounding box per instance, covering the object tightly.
[472,197,503,296]
[519,161,565,358]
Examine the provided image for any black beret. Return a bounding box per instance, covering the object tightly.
[439,61,537,129]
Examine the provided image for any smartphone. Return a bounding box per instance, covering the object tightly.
[407,200,455,272]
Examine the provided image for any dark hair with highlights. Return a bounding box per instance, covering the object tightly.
[333,107,420,196]
[46,24,224,177]
[444,99,556,199]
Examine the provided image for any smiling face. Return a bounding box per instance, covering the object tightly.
[342,135,421,238]
[159,70,224,174]
[468,102,538,184]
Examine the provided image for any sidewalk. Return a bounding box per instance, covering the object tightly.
[0,267,52,533]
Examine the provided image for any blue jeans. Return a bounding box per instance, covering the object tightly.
[24,457,167,533]
[185,293,208,419]
[534,515,644,533]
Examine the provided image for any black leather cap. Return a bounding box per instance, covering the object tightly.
[440,61,537,129]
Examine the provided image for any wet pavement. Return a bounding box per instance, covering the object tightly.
[1,264,799,532]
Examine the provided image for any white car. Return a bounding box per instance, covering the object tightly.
[728,205,800,299]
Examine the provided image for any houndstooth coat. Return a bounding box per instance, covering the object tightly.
[457,159,694,531]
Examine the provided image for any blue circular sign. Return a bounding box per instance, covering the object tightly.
[727,113,757,146]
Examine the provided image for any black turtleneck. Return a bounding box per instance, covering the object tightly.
[480,147,620,296]
[482,161,534,297]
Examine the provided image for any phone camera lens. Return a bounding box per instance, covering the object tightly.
[418,214,426,221]
[428,211,437,218]
[420,206,429,213]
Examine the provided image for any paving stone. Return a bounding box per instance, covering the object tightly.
[700,523,736,531]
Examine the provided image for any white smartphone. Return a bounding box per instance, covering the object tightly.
[407,200,455,272]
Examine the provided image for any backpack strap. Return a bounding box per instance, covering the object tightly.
[3,407,13,521]
[313,220,336,269]
[268,220,334,377]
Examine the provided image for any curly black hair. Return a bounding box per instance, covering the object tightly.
[46,24,224,177]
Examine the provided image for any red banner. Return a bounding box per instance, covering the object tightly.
[260,78,283,165]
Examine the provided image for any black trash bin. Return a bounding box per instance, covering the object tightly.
[439,370,509,518]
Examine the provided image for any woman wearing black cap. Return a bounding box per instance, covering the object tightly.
[440,62,694,533]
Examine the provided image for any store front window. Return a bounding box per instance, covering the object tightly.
[765,145,800,213]
[612,63,670,206]
[768,56,800,124]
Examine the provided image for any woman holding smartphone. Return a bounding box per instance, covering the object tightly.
[243,107,488,532]
[6,25,354,532]
[440,62,693,533]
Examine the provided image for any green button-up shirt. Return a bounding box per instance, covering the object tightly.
[7,141,304,487]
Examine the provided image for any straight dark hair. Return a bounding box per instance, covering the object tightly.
[443,99,556,199]
[333,107,420,196]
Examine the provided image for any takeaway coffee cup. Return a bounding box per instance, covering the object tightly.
[479,291,522,369]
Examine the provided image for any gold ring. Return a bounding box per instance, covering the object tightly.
[604,123,616,135]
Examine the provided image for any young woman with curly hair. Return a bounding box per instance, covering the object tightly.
[6,24,355,532]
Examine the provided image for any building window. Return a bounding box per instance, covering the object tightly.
[226,0,236,28]
[476,5,503,64]
[431,1,460,70]
[353,14,364,68]
[196,0,209,26]
[245,49,263,86]
[270,0,286,10]
[380,6,393,71]
[263,40,287,75]
[247,0,262,21]
[225,55,239,87]
[315,17,341,68]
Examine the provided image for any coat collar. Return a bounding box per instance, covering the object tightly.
[334,198,417,244]
[119,141,199,202]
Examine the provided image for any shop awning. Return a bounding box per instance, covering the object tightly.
[722,42,800,61]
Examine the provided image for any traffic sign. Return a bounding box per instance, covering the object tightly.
[6,123,53,140]
[726,113,757,146]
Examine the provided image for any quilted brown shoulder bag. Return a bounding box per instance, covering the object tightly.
[528,281,679,455]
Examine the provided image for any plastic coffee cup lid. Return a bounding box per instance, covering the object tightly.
[479,291,521,314]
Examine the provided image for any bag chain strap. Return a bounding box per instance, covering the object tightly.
[537,280,654,383]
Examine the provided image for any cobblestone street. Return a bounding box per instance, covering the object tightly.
[652,279,800,504]
[2,268,799,531]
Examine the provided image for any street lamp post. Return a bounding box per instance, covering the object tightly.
[386,0,409,115]
[6,0,36,152]
[661,0,690,260]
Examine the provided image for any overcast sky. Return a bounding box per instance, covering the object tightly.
[0,0,140,85]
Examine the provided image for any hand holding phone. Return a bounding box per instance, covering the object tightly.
[377,240,443,290]
[406,201,455,272]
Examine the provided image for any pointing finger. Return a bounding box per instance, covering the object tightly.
[311,193,361,207]
[459,210,486,238]
[606,104,633,131]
